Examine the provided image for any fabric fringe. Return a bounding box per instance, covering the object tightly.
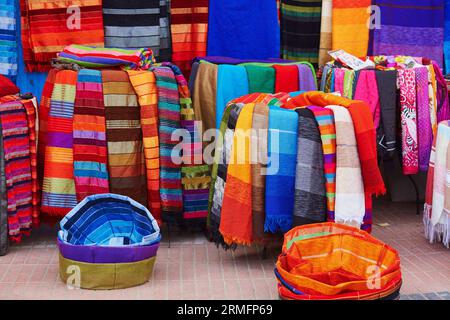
[423,205,450,248]
[264,216,292,234]
[209,222,237,251]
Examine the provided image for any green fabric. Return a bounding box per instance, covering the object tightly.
[343,69,355,99]
[244,65,275,94]
[286,232,332,250]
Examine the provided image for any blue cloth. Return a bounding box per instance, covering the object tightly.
[207,0,280,59]
[264,106,298,233]
[445,0,450,73]
[0,0,17,82]
[216,65,249,129]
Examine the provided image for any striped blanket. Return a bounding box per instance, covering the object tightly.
[318,0,332,66]
[102,70,147,206]
[41,70,78,216]
[73,69,109,202]
[0,101,33,242]
[170,0,209,76]
[0,114,7,254]
[0,0,18,81]
[280,0,322,66]
[21,0,105,71]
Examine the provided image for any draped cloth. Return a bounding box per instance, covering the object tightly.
[0,114,7,254]
[73,69,109,202]
[244,65,275,94]
[297,63,318,91]
[0,0,17,81]
[273,64,299,93]
[353,70,381,129]
[170,0,209,77]
[102,70,147,206]
[445,0,450,73]
[416,67,433,172]
[41,70,78,216]
[280,0,322,66]
[193,62,217,135]
[293,108,327,225]
[318,0,332,66]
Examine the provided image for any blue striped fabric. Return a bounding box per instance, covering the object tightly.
[0,0,17,82]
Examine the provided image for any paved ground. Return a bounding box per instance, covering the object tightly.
[0,200,448,300]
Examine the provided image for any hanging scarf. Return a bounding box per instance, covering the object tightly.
[375,69,397,159]
[152,66,183,214]
[318,0,332,66]
[72,69,109,203]
[127,70,161,223]
[424,131,437,242]
[445,0,450,73]
[264,106,298,233]
[398,68,418,175]
[273,64,299,93]
[280,0,322,66]
[0,113,7,254]
[293,107,327,225]
[193,62,218,135]
[21,0,104,71]
[244,65,275,94]
[428,65,438,137]
[41,70,78,216]
[220,103,255,245]
[102,70,147,206]
[432,61,450,123]
[327,105,365,228]
[354,70,381,129]
[297,63,318,91]
[170,0,208,76]
[416,67,433,172]
[342,69,355,99]
[0,0,17,81]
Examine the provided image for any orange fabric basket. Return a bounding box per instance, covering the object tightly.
[275,223,402,300]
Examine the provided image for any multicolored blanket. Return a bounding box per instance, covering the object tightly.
[0,113,7,254]
[0,0,18,81]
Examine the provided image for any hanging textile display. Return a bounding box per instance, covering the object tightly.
[280,0,322,65]
[318,0,332,66]
[170,0,209,76]
[0,111,7,254]
[372,0,445,68]
[445,0,450,73]
[207,0,280,60]
[20,0,105,71]
[0,0,17,81]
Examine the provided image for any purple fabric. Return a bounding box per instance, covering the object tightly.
[57,238,159,263]
[297,64,317,91]
[415,67,432,171]
[193,56,293,65]
[432,61,450,123]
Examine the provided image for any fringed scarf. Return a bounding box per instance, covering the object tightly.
[220,103,255,246]
[318,0,332,66]
[41,70,78,216]
[102,70,147,206]
[170,0,209,76]
[21,0,104,71]
[293,107,327,225]
[152,66,183,214]
[273,64,299,93]
[0,101,33,242]
[0,0,17,81]
[72,69,109,202]
[416,67,433,172]
[264,106,298,233]
[326,105,365,228]
[280,0,322,66]
[398,68,418,175]
[193,62,218,135]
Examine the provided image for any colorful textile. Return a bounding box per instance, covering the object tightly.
[333,68,345,96]
[343,69,355,99]
[318,0,332,66]
[297,63,317,91]
[58,45,155,70]
[244,65,275,94]
[327,105,365,228]
[126,70,161,222]
[21,0,104,71]
[274,64,299,93]
[280,0,322,65]
[72,69,109,202]
[194,56,292,65]
[293,108,327,225]
[220,103,255,245]
[431,60,450,123]
[0,114,7,254]
[264,106,298,233]
[416,67,433,172]
[354,70,381,129]
[332,0,371,57]
[207,0,280,60]
[170,0,208,76]
[308,106,336,222]
[445,0,450,73]
[0,101,33,242]
[216,65,249,129]
[398,68,418,175]
[152,66,183,214]
[427,65,438,137]
[193,62,217,135]
[0,75,19,97]
[102,70,147,206]
[0,0,18,81]
[41,70,78,216]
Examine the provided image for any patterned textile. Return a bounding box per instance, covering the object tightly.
[293,107,327,225]
[398,68,418,175]
[152,66,183,214]
[373,0,444,68]
[280,0,322,65]
[170,0,208,77]
[73,69,109,202]
[102,70,147,206]
[126,70,161,222]
[0,101,32,242]
[20,0,105,71]
[58,45,155,70]
[0,115,7,255]
[0,0,18,81]
[318,0,332,66]
[41,70,78,216]
[416,67,433,172]
[332,0,371,57]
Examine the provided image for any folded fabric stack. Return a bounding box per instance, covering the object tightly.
[275,223,402,300]
[321,56,450,175]
[209,91,385,250]
[58,194,161,290]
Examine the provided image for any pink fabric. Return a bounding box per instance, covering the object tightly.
[334,68,345,96]
[398,68,418,175]
[432,61,450,123]
[354,70,381,128]
[416,67,432,171]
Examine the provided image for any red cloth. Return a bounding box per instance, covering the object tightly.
[0,75,19,97]
[273,64,299,93]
